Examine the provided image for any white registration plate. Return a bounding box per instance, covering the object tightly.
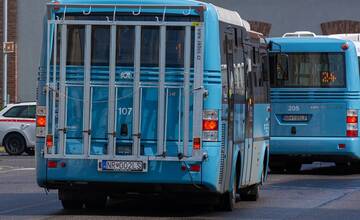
[98,160,147,172]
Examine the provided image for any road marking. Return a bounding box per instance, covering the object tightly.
[0,167,35,173]
[0,199,58,215]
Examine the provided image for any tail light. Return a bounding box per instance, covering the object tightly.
[36,116,46,127]
[193,137,201,150]
[346,110,358,137]
[190,164,201,172]
[46,135,53,148]
[47,161,57,168]
[36,106,47,137]
[203,110,219,141]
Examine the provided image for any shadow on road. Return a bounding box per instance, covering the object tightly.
[270,163,360,176]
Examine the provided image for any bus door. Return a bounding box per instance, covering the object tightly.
[223,29,236,191]
[242,48,255,186]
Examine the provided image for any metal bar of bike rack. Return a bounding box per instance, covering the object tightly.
[51,23,58,155]
[107,25,117,158]
[45,22,51,156]
[47,3,205,11]
[132,25,141,157]
[157,25,166,156]
[192,24,204,156]
[83,25,92,158]
[183,25,191,157]
[51,20,194,27]
[58,24,68,157]
[177,88,182,153]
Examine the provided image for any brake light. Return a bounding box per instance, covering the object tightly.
[347,116,358,123]
[346,110,358,137]
[190,164,201,172]
[193,137,201,150]
[203,120,218,131]
[46,135,53,148]
[203,110,219,141]
[36,116,46,127]
[47,161,57,168]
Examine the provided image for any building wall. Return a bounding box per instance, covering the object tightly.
[0,0,17,105]
[11,0,360,102]
[207,0,360,36]
[17,0,47,102]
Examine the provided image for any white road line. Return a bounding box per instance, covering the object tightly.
[0,199,58,215]
[0,167,35,174]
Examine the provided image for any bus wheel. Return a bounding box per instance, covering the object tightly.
[4,133,26,156]
[217,178,236,211]
[84,196,107,210]
[240,184,259,201]
[61,199,84,210]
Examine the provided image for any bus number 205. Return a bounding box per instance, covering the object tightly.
[288,105,300,112]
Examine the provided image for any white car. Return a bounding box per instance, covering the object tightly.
[0,102,36,155]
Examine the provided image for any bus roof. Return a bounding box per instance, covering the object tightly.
[268,36,360,55]
[50,0,250,31]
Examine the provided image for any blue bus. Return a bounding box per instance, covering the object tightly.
[268,32,360,172]
[36,0,270,211]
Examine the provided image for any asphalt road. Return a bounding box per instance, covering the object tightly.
[0,154,360,220]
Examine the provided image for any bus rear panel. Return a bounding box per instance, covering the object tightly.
[269,36,360,168]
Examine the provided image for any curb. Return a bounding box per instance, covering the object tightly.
[0,146,5,153]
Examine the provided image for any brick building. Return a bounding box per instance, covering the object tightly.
[1,0,360,104]
[0,0,17,105]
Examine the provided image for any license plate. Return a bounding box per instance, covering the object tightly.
[98,160,147,172]
[282,114,309,122]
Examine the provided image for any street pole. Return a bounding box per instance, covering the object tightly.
[2,0,8,107]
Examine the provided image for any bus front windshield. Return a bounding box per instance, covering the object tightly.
[270,52,346,88]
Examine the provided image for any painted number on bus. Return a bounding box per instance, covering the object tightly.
[288,105,300,112]
[118,108,133,116]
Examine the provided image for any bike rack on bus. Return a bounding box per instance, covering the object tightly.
[44,3,206,163]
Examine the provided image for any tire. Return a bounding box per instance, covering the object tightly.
[25,148,35,156]
[84,196,107,210]
[240,184,259,201]
[217,177,236,212]
[4,133,26,156]
[61,200,84,210]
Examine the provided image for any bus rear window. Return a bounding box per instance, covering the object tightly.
[270,52,346,88]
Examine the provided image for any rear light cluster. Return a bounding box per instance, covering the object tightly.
[202,110,219,142]
[36,106,47,138]
[346,109,358,137]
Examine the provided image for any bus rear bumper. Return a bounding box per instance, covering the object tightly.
[270,137,360,163]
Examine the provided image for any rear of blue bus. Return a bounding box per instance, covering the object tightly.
[269,37,360,167]
[35,1,226,205]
